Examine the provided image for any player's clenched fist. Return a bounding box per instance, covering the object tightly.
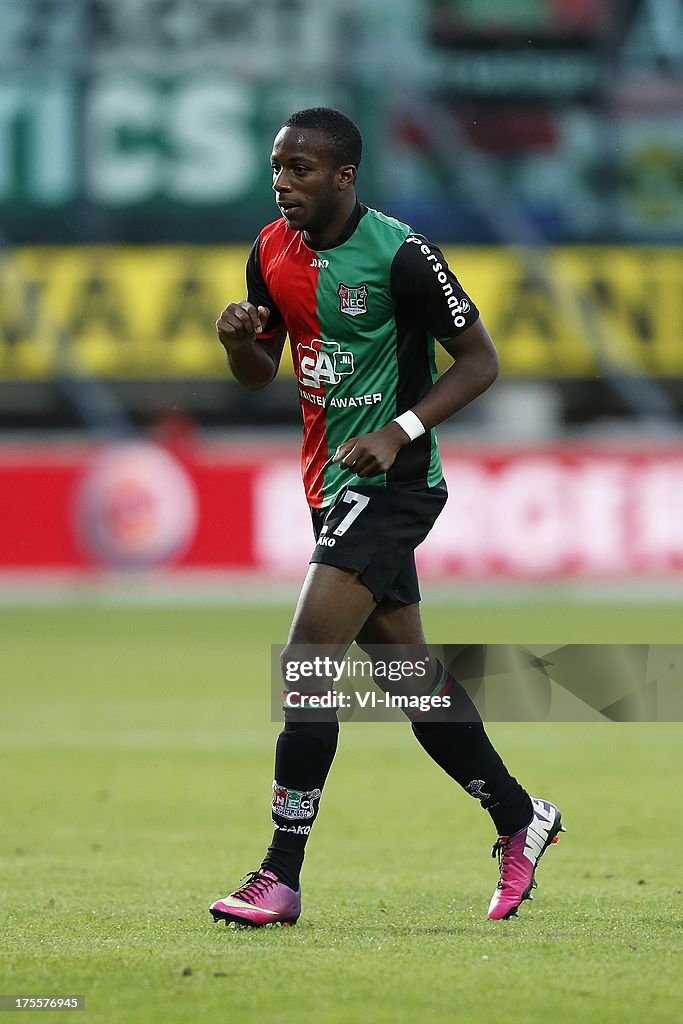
[216,302,270,350]
[332,422,409,477]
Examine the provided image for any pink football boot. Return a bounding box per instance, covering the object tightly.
[209,870,301,927]
[488,798,566,920]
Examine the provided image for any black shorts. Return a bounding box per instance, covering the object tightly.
[309,481,448,606]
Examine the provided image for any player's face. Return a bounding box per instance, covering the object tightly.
[270,127,354,236]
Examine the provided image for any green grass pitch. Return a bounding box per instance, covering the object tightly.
[1,601,682,1024]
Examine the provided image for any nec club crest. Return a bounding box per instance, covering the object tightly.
[338,282,368,317]
[272,783,321,821]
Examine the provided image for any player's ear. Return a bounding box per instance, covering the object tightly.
[338,165,357,190]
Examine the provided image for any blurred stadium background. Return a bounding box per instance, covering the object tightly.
[2,5,682,1022]
[1,0,682,597]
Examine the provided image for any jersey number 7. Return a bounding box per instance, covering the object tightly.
[320,490,370,538]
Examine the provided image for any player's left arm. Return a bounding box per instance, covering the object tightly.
[334,237,498,476]
[409,317,499,430]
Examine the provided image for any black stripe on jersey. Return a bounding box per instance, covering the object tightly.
[387,309,434,486]
[387,235,480,486]
[246,235,285,333]
[388,239,434,485]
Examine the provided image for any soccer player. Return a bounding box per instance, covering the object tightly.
[210,108,563,926]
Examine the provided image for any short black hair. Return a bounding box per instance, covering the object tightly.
[281,107,362,168]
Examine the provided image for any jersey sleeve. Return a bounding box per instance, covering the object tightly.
[246,235,285,339]
[390,234,480,340]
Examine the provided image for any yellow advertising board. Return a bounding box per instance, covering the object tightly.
[0,245,681,378]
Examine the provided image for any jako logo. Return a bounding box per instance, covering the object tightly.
[298,340,355,388]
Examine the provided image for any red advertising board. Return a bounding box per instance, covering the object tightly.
[1,440,682,579]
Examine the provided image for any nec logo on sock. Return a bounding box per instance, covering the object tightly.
[272,782,321,821]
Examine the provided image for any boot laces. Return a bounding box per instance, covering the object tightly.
[491,837,511,889]
[233,870,278,905]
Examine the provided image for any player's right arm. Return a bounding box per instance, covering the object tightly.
[216,301,286,391]
[216,235,287,391]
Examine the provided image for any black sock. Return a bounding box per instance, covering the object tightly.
[410,666,533,836]
[261,717,339,890]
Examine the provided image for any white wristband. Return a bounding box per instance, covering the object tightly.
[393,410,426,441]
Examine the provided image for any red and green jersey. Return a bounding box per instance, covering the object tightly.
[247,202,479,508]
